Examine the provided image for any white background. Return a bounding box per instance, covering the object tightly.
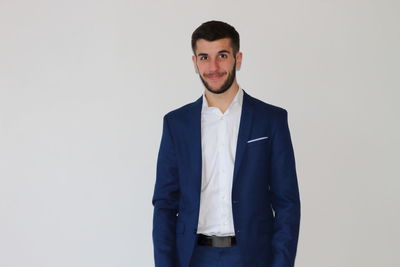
[1,0,399,266]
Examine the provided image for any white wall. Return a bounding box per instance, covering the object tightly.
[1,0,399,266]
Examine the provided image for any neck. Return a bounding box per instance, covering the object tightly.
[204,81,239,114]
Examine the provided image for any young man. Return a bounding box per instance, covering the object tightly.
[152,21,301,267]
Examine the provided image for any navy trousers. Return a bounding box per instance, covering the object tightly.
[190,244,244,267]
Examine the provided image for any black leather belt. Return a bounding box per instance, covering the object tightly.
[197,234,236,247]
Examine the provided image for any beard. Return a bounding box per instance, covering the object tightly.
[199,64,236,95]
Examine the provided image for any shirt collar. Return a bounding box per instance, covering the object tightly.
[202,87,243,111]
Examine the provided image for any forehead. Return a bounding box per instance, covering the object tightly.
[194,38,233,55]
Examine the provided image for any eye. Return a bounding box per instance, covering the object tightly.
[219,54,228,59]
[199,55,208,61]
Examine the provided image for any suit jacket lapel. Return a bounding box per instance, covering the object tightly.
[187,95,203,204]
[233,90,254,184]
[188,90,253,199]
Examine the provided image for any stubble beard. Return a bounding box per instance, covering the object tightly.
[199,64,236,95]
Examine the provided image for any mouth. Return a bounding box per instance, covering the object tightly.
[204,72,226,81]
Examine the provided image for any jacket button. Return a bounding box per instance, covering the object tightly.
[233,200,239,204]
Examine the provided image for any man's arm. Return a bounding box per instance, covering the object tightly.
[269,109,301,267]
[152,115,179,267]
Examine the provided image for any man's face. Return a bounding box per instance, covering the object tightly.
[192,38,242,94]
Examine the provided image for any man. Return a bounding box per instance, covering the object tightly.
[152,20,301,267]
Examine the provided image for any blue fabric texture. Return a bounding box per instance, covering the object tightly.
[190,245,243,267]
[152,90,301,267]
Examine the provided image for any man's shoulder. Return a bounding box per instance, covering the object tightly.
[163,96,201,121]
[162,90,289,121]
[247,92,288,118]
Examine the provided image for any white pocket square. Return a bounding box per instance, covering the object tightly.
[247,136,269,143]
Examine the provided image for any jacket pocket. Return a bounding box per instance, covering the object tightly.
[246,136,270,147]
[247,136,269,144]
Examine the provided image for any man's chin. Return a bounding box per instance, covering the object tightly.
[206,86,226,94]
[200,75,233,95]
[206,81,227,92]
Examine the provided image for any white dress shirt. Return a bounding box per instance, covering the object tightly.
[197,87,243,236]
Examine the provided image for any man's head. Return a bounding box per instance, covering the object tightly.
[191,21,242,94]
[191,20,240,55]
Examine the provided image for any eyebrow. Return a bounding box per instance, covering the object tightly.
[218,50,231,54]
[196,50,231,57]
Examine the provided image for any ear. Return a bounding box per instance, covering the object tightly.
[192,55,199,73]
[235,52,243,71]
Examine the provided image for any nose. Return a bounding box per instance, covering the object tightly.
[208,57,219,72]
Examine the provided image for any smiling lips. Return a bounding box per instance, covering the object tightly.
[204,72,226,80]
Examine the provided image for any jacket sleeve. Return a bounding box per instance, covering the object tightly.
[152,115,179,267]
[269,109,301,267]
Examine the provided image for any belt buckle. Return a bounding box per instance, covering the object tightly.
[212,236,232,248]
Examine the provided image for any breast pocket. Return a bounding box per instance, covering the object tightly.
[246,136,270,149]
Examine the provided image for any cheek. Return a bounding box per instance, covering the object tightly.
[223,60,236,70]
[196,63,207,73]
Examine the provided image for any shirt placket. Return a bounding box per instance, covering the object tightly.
[217,113,230,232]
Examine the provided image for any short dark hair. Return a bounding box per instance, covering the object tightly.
[191,20,240,55]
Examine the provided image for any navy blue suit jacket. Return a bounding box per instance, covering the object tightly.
[152,90,301,267]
